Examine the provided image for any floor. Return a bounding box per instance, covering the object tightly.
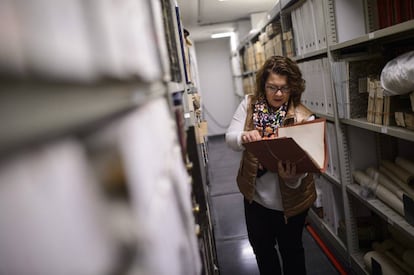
[207,135,340,275]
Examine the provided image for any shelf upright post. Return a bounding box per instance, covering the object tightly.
[279,0,287,57]
[323,0,360,268]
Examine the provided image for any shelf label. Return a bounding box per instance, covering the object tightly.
[381,127,387,134]
[368,33,375,39]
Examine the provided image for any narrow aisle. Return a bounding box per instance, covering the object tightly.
[207,135,340,275]
[207,135,258,275]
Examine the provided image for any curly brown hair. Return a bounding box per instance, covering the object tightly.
[254,55,305,106]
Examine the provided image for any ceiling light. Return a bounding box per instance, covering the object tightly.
[211,32,233,39]
[218,0,230,2]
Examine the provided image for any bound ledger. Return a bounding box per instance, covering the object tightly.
[243,118,328,174]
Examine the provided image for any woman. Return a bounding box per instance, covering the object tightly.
[226,56,316,275]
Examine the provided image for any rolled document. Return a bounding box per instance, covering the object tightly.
[388,239,407,258]
[372,240,394,252]
[366,167,405,200]
[396,157,414,174]
[379,239,406,257]
[380,166,414,198]
[404,250,414,269]
[352,170,378,190]
[382,160,414,187]
[353,170,404,216]
[385,250,414,275]
[388,225,414,250]
[376,184,404,216]
[364,251,406,275]
[373,240,414,274]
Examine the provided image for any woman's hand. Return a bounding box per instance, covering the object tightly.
[277,160,297,181]
[241,130,262,143]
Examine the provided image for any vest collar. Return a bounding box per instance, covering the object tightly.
[284,99,296,124]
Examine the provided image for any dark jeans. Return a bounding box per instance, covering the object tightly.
[244,199,308,275]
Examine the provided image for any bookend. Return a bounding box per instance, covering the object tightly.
[403,194,414,226]
[371,258,382,275]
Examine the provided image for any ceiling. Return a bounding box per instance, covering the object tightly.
[176,0,277,41]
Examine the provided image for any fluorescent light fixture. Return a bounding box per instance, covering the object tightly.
[218,0,230,2]
[211,32,233,39]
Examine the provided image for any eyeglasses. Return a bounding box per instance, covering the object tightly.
[265,85,290,94]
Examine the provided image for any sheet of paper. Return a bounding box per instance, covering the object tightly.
[278,119,326,169]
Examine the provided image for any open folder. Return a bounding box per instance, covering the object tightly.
[243,118,328,174]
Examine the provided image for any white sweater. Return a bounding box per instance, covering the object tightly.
[226,96,314,210]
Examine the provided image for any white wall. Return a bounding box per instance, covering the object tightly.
[250,12,267,30]
[195,38,239,136]
[236,20,251,40]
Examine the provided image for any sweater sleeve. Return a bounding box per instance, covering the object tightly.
[225,96,248,151]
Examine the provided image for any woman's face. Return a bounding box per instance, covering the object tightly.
[264,73,290,109]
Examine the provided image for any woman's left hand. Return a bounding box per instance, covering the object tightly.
[277,160,297,181]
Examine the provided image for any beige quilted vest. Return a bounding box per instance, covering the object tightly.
[236,95,317,219]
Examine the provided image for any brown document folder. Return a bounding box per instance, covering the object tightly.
[243,118,328,174]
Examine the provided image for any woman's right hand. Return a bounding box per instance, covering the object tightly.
[241,130,262,143]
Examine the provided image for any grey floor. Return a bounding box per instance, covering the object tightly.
[207,135,340,275]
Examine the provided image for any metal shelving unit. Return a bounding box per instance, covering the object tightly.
[237,32,260,52]
[0,81,166,156]
[350,252,370,275]
[233,0,414,273]
[341,118,414,143]
[242,71,257,76]
[292,48,328,62]
[347,184,414,238]
[0,1,209,274]
[314,112,335,122]
[330,19,414,51]
[308,208,348,258]
[322,172,341,188]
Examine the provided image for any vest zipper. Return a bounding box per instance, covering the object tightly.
[284,214,288,224]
